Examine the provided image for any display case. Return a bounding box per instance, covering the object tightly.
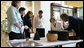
[50,3,73,29]
[53,7,61,21]
[77,7,83,19]
[51,3,73,21]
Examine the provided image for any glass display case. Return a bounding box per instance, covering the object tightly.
[61,8,73,16]
[53,7,61,21]
[51,3,73,21]
[68,9,73,16]
[62,8,68,14]
[77,7,83,19]
[51,3,73,29]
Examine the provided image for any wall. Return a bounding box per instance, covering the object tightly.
[34,1,41,17]
[1,2,12,47]
[40,1,55,36]
[21,1,33,14]
[1,1,12,22]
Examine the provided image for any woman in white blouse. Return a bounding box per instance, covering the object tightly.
[50,17,64,31]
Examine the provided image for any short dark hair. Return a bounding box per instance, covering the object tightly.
[19,7,26,13]
[11,1,21,7]
[39,10,43,14]
[60,13,68,19]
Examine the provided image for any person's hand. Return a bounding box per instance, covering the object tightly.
[29,29,34,33]
[24,25,29,29]
[21,26,25,34]
[30,32,34,33]
[32,15,34,17]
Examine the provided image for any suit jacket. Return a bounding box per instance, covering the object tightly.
[65,16,83,36]
[23,15,32,28]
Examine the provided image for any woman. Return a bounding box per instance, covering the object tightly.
[24,11,34,38]
[50,17,63,31]
[7,1,28,40]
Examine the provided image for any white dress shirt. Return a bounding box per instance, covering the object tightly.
[34,15,44,28]
[51,21,62,31]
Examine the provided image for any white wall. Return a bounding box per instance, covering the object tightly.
[34,1,41,17]
[21,1,32,14]
[40,1,54,36]
[21,1,27,14]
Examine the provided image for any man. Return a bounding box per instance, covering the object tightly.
[60,13,83,47]
[19,7,26,21]
[34,10,44,28]
[34,10,45,37]
[19,7,30,38]
[60,13,83,39]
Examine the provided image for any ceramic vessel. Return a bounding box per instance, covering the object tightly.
[46,33,58,42]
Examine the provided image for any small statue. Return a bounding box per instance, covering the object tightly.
[33,31,40,40]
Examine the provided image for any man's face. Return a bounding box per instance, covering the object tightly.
[39,13,42,18]
[21,11,25,15]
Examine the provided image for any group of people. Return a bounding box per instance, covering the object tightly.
[7,1,44,40]
[7,1,83,42]
[50,14,83,39]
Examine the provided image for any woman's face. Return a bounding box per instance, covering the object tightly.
[29,12,33,17]
[21,11,25,15]
[51,19,56,25]
[39,13,42,18]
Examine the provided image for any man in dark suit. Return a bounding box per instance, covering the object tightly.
[60,13,83,47]
[19,7,30,38]
[60,13,83,39]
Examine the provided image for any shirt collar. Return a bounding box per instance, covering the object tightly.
[11,6,19,11]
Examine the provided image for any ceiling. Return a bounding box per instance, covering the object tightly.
[66,1,83,7]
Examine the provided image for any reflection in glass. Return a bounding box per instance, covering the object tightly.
[53,7,60,21]
[68,9,73,16]
[77,7,83,19]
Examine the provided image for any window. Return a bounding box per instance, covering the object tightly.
[51,3,74,29]
[77,7,83,19]
[68,9,73,16]
[51,3,73,21]
[62,8,68,13]
[53,7,61,21]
